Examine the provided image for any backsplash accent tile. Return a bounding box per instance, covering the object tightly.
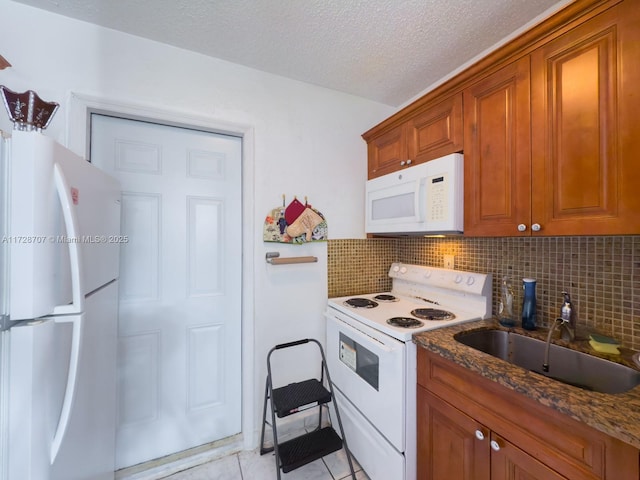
[327,238,395,297]
[328,236,640,350]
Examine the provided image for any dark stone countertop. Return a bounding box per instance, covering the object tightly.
[413,318,640,449]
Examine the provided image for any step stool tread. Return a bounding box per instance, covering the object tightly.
[278,426,343,473]
[272,378,331,417]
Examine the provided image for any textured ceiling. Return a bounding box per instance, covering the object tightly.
[12,0,569,106]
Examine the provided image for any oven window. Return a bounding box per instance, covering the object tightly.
[338,333,379,390]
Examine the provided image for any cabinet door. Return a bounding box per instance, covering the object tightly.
[367,124,408,179]
[408,93,463,164]
[463,56,532,236]
[490,433,568,480]
[417,387,490,480]
[530,1,640,235]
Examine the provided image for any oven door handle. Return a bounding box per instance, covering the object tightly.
[328,314,397,354]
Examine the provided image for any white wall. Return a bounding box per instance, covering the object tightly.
[0,0,394,451]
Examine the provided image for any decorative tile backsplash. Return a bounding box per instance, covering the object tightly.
[328,236,640,350]
[327,238,396,296]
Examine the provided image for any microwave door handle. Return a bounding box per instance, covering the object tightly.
[416,178,426,221]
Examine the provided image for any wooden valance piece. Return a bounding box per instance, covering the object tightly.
[0,55,11,70]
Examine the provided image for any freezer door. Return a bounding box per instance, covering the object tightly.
[54,140,121,295]
[8,131,120,321]
[7,132,70,320]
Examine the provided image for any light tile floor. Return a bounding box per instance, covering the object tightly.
[161,447,369,480]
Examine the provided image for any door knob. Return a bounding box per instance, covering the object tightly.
[475,429,486,441]
[531,223,541,232]
[517,224,527,232]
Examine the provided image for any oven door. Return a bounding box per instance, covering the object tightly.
[325,308,406,451]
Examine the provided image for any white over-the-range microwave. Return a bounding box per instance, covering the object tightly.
[365,153,463,235]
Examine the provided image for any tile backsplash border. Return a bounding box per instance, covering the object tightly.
[328,236,640,350]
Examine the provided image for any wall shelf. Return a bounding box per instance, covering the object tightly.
[265,252,318,265]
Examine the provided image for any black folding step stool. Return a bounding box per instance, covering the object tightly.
[259,338,356,479]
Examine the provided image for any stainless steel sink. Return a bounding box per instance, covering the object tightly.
[454,329,640,394]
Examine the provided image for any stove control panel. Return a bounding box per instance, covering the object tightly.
[389,262,490,296]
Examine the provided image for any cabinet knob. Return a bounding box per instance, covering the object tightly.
[474,429,486,441]
[406,159,412,165]
[517,224,527,232]
[400,161,406,166]
[490,439,503,451]
[532,223,541,232]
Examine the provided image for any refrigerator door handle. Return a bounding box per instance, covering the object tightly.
[50,314,83,463]
[52,163,84,314]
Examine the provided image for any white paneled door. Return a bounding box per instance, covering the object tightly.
[90,115,242,469]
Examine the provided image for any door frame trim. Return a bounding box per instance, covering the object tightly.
[66,92,256,451]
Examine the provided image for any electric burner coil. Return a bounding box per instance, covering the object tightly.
[373,294,398,302]
[343,298,378,308]
[411,308,456,321]
[386,317,424,328]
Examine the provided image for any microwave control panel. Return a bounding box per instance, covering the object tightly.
[427,174,448,222]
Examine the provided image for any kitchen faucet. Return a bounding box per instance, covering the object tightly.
[542,292,576,372]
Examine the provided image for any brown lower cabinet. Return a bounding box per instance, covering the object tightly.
[417,348,640,479]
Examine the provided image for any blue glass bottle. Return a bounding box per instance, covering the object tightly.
[521,278,537,330]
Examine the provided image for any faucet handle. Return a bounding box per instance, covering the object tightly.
[561,292,573,322]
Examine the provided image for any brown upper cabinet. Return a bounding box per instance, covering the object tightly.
[364,94,463,179]
[364,0,640,236]
[467,0,640,236]
[365,122,408,179]
[407,94,464,168]
[529,0,640,236]
[463,57,532,237]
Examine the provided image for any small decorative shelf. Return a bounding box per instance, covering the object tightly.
[265,252,318,265]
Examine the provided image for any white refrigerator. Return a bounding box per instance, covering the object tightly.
[0,130,121,479]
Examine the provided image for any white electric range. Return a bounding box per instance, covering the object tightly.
[325,263,492,480]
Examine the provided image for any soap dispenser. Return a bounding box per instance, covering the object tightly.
[521,278,537,330]
[498,275,515,327]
